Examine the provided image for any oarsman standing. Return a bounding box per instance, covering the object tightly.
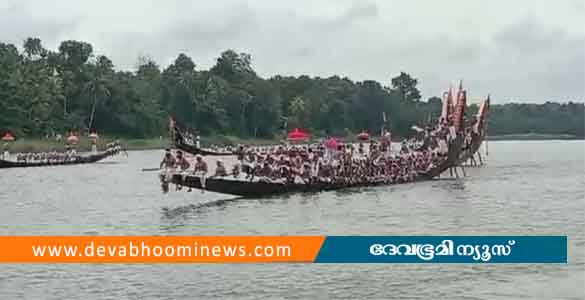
[159,149,176,193]
[2,143,9,160]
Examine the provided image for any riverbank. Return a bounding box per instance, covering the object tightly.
[4,133,582,153]
[487,133,583,141]
[1,135,280,153]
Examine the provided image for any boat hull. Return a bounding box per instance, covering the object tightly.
[0,150,118,169]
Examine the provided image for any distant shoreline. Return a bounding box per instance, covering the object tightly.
[487,134,583,141]
[3,133,583,153]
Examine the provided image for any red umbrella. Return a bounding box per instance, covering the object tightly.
[2,132,15,142]
[357,131,370,141]
[287,128,309,141]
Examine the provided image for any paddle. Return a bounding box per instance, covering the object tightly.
[142,167,161,172]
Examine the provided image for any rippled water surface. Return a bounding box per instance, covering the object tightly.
[1,141,584,299]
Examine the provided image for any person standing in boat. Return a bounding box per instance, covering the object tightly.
[159,149,176,193]
[2,143,9,160]
[193,155,208,192]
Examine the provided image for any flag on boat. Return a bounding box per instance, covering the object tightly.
[453,90,467,132]
[473,96,491,134]
[455,80,464,108]
[447,86,455,114]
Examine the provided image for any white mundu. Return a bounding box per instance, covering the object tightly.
[449,126,456,141]
[438,139,448,154]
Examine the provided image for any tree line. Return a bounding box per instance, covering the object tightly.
[0,38,583,139]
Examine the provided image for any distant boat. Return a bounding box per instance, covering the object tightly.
[0,149,120,169]
[170,118,236,156]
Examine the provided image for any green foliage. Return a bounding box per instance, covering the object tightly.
[0,38,583,140]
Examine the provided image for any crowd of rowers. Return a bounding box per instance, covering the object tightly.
[2,142,123,163]
[160,116,462,187]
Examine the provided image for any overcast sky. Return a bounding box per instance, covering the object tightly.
[1,0,583,103]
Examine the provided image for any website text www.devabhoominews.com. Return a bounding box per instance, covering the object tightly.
[0,236,324,263]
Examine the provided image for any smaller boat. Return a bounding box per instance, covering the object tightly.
[0,148,121,169]
[170,118,235,156]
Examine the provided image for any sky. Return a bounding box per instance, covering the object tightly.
[0,0,583,104]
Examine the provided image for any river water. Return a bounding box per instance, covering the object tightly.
[0,141,583,299]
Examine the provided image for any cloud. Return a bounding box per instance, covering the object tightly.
[484,18,584,102]
[0,3,76,49]
[0,0,582,103]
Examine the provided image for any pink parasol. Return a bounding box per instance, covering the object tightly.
[2,132,15,142]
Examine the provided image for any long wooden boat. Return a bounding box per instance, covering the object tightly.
[166,86,471,197]
[170,135,464,198]
[0,149,119,169]
[170,119,235,156]
[170,97,467,197]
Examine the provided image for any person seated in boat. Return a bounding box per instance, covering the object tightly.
[191,155,208,192]
[193,155,208,174]
[175,151,190,170]
[214,161,228,177]
[160,149,176,169]
[242,154,256,179]
[158,149,177,191]
[299,161,312,183]
[256,162,273,181]
[174,150,191,191]
[231,160,241,178]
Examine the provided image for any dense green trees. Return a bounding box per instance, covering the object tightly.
[0,38,583,139]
